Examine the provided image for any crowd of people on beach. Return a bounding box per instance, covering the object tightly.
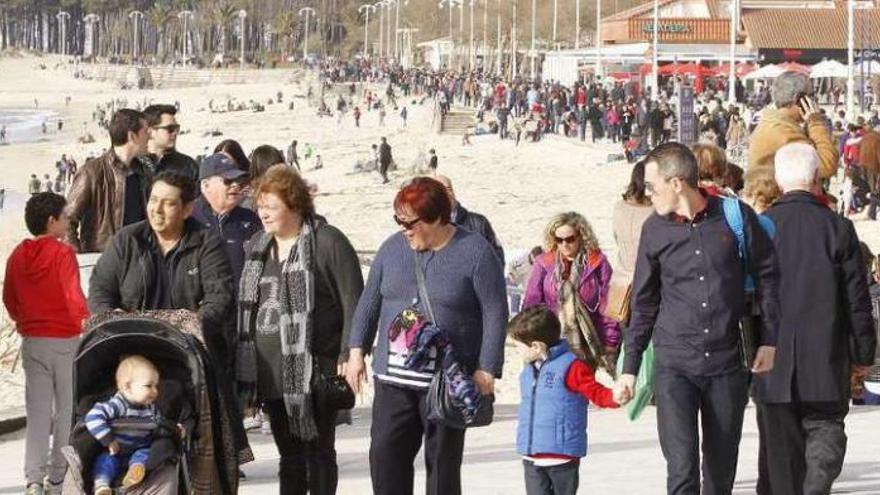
[3,59,880,495]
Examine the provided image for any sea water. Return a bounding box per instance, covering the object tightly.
[0,108,58,144]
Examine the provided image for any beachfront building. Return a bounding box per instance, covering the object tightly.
[543,0,880,90]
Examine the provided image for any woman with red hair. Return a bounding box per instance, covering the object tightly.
[345,177,508,495]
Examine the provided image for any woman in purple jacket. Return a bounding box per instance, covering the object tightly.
[522,211,621,374]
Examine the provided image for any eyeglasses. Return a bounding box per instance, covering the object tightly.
[554,235,578,245]
[153,124,180,134]
[223,177,246,187]
[394,215,422,230]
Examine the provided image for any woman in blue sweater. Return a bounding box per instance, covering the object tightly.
[345,177,508,495]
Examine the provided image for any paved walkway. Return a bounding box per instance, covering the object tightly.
[1,404,877,494]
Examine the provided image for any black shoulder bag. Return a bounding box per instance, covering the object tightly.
[415,251,494,429]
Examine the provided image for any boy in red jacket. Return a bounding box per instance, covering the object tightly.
[4,192,88,495]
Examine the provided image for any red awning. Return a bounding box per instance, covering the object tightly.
[712,62,757,78]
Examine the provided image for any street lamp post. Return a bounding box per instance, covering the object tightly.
[727,0,738,104]
[56,11,70,56]
[595,0,602,78]
[651,0,659,101]
[846,0,855,118]
[553,0,558,46]
[359,4,376,57]
[83,14,100,59]
[469,0,475,70]
[439,0,457,67]
[388,0,396,59]
[575,0,581,50]
[482,0,488,70]
[376,2,385,59]
[394,0,401,61]
[128,10,144,61]
[459,0,465,68]
[177,10,193,66]
[512,0,518,77]
[299,7,316,62]
[529,0,536,79]
[237,9,247,70]
[497,0,504,75]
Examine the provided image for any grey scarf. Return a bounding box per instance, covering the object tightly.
[555,251,613,376]
[237,220,318,441]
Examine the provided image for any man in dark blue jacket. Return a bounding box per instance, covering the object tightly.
[618,143,780,495]
[191,153,262,288]
[436,175,505,267]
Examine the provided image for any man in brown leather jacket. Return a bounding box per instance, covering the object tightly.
[66,109,151,253]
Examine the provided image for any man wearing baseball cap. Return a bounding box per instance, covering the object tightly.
[192,153,262,288]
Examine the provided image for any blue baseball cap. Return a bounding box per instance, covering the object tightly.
[199,153,248,181]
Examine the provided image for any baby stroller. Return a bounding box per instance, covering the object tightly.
[62,310,250,495]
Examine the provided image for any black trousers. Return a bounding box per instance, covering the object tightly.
[264,399,338,495]
[756,399,848,495]
[369,380,466,495]
[379,160,390,183]
[522,459,580,495]
[654,366,749,495]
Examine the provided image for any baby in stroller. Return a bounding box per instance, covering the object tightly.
[86,355,184,494]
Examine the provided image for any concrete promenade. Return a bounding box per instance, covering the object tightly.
[0,404,877,494]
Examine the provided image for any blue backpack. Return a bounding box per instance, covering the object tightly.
[721,197,775,292]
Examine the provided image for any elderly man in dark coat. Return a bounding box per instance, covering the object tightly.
[754,142,877,495]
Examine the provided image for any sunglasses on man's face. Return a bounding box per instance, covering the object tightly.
[554,235,578,245]
[154,124,181,134]
[223,177,246,187]
[394,215,422,230]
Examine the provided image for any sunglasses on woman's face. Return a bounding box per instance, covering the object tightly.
[394,215,422,230]
[554,235,578,245]
[153,124,181,134]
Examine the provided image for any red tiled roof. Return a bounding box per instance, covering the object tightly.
[743,7,880,49]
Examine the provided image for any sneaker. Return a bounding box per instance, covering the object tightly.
[93,485,112,495]
[242,414,262,431]
[122,463,146,490]
[25,483,43,495]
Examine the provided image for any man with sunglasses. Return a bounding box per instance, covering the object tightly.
[618,143,781,495]
[192,153,262,289]
[142,104,199,183]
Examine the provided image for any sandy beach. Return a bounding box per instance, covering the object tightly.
[0,52,879,414]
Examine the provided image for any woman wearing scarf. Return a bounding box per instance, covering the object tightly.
[522,212,621,374]
[236,164,364,495]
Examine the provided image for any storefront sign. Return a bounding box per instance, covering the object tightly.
[641,23,692,34]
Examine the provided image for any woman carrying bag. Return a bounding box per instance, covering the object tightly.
[522,212,620,375]
[236,165,364,495]
[345,177,508,495]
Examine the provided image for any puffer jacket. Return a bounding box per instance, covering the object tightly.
[748,108,839,180]
[66,149,151,253]
[521,250,621,347]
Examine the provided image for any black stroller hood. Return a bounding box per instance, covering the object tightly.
[75,317,203,409]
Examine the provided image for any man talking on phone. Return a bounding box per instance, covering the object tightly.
[749,71,839,182]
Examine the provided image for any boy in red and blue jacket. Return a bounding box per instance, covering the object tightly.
[509,306,620,495]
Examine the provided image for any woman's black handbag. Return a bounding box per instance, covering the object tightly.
[312,369,355,412]
[415,252,494,429]
[425,370,495,429]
